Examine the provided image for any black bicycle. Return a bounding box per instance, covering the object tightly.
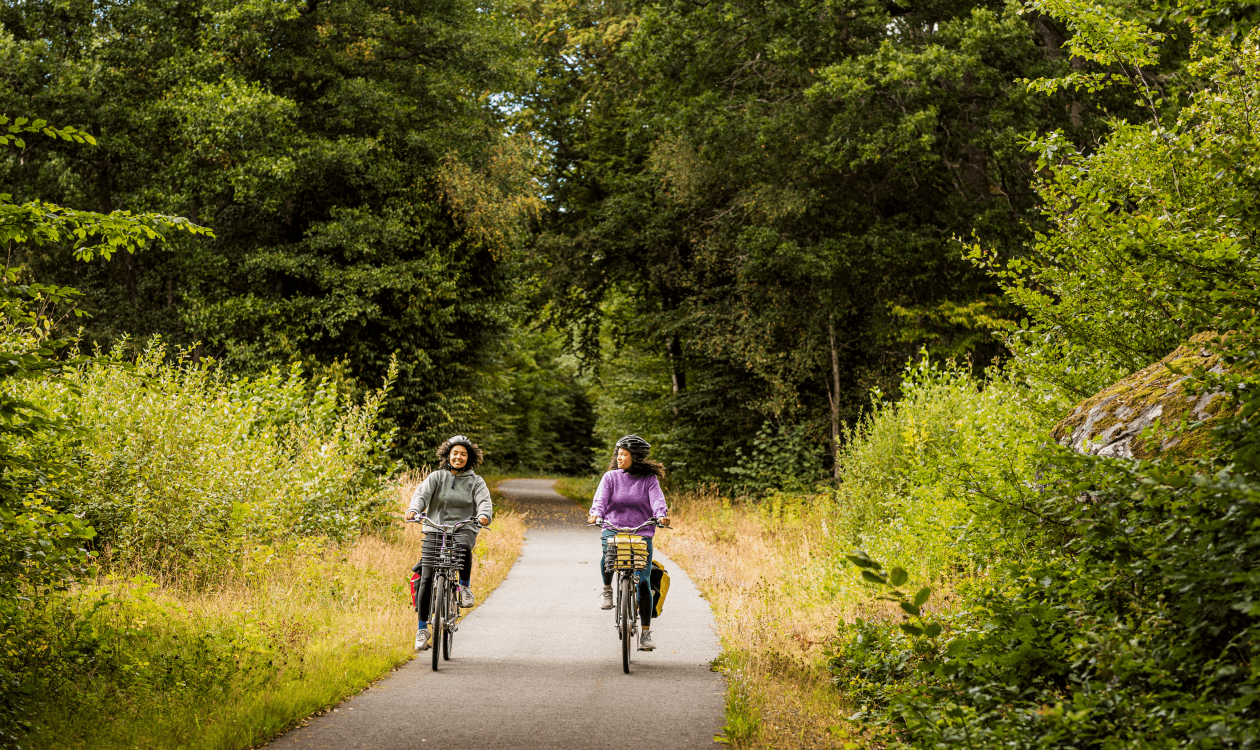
[590,518,664,673]
[406,515,483,671]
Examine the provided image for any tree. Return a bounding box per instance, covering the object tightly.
[523,0,1103,484]
[0,0,539,461]
[0,115,212,746]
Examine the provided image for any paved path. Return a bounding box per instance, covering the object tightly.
[268,478,724,749]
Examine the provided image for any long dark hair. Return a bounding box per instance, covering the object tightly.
[437,437,485,471]
[608,444,665,479]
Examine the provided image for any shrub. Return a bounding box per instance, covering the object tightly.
[828,355,1047,582]
[13,340,397,580]
[832,454,1260,748]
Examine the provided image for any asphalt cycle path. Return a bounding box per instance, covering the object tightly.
[267,478,725,749]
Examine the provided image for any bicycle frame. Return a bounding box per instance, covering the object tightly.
[590,518,662,673]
[406,515,482,670]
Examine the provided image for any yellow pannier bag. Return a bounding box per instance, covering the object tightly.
[650,559,670,617]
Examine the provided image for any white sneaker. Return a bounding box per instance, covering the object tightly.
[458,586,475,608]
[639,630,655,651]
[600,588,613,610]
[415,628,430,651]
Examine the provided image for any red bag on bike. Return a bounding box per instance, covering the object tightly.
[409,572,422,608]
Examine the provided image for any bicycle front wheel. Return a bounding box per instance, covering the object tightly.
[443,587,456,660]
[431,575,445,672]
[620,574,634,673]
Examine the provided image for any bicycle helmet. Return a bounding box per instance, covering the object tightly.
[615,434,652,452]
[447,434,475,451]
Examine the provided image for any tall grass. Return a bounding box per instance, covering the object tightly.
[24,472,526,750]
[3,341,527,749]
[657,489,865,749]
[655,359,1049,749]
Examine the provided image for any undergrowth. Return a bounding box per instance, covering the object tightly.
[21,474,525,750]
[655,357,1049,749]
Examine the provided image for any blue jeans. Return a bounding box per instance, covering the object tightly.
[600,529,654,627]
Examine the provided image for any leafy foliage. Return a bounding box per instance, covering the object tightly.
[830,356,1048,580]
[827,12,1260,750]
[26,343,396,578]
[0,0,535,460]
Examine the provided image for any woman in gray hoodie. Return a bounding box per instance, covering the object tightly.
[405,435,493,651]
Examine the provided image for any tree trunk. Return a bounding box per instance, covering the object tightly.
[666,334,686,416]
[828,311,841,484]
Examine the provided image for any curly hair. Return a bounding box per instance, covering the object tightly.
[437,437,485,471]
[608,445,666,480]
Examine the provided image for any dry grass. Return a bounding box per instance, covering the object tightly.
[655,487,899,750]
[30,470,526,750]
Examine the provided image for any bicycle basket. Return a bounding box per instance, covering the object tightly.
[419,535,466,570]
[605,534,648,571]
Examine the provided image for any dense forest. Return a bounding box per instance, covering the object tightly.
[5,0,1260,745]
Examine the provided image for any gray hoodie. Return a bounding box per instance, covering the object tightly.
[407,469,493,533]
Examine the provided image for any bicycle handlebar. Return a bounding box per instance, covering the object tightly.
[587,517,667,533]
[404,515,488,532]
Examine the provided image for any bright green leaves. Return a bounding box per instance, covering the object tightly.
[0,115,97,149]
[0,198,214,262]
[1021,0,1165,96]
[848,549,941,641]
[975,22,1260,418]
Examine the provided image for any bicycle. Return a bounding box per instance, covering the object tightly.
[406,514,484,671]
[590,517,665,673]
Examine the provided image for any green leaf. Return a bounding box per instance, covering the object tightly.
[925,623,942,638]
[846,551,882,570]
[890,567,908,587]
[900,623,924,637]
[861,570,888,585]
[900,601,921,617]
[913,586,932,607]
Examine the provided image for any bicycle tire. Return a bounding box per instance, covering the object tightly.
[431,575,445,672]
[443,587,456,660]
[614,576,623,640]
[620,575,634,673]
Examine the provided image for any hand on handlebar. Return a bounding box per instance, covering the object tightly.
[587,514,601,526]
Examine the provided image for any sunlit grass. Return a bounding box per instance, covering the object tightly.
[656,487,904,750]
[27,473,526,750]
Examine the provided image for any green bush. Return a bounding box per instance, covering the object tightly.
[833,454,1260,748]
[829,15,1260,749]
[725,420,827,495]
[0,339,396,748]
[13,340,397,580]
[828,355,1047,583]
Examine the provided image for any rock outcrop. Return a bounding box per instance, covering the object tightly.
[1051,331,1233,461]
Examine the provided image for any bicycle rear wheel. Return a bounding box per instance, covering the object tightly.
[431,575,445,672]
[620,575,634,673]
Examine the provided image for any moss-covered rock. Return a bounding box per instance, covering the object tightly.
[1051,332,1235,461]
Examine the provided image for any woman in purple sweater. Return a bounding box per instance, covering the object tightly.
[587,435,671,651]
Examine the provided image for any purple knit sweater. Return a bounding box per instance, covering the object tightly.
[589,470,668,537]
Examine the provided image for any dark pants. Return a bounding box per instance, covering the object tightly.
[600,530,654,628]
[414,529,476,628]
